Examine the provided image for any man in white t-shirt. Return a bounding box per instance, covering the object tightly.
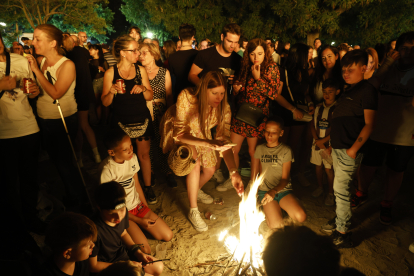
[354,31,414,225]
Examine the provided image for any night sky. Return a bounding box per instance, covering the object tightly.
[107,1,130,42]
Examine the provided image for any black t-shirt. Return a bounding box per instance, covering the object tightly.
[39,259,90,276]
[169,49,198,102]
[90,212,130,263]
[193,46,241,79]
[331,80,378,150]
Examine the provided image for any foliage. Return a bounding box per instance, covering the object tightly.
[0,0,112,37]
[120,0,172,44]
[0,25,20,48]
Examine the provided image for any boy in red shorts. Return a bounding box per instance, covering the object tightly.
[100,130,173,254]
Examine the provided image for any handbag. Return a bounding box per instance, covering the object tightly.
[235,79,266,127]
[285,69,312,122]
[118,119,149,138]
[168,144,198,176]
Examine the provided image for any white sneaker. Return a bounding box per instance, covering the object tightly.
[325,193,335,206]
[213,169,225,183]
[189,209,208,232]
[312,186,324,198]
[409,242,414,253]
[197,189,213,204]
[216,178,233,192]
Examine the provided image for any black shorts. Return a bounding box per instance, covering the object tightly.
[361,139,414,172]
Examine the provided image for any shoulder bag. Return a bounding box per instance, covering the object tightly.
[285,69,312,122]
[235,78,266,127]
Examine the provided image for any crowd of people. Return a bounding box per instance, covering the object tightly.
[0,20,413,276]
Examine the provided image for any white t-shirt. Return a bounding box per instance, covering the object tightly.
[370,62,414,146]
[36,57,77,119]
[99,154,141,210]
[0,53,39,139]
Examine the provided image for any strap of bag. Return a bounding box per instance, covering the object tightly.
[0,52,12,99]
[285,69,295,103]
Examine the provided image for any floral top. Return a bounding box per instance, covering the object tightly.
[160,89,232,168]
[231,63,280,137]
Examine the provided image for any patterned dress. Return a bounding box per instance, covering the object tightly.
[149,67,171,174]
[160,89,232,168]
[231,63,280,137]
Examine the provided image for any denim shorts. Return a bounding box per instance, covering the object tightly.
[258,189,292,204]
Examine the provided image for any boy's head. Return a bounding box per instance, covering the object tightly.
[264,116,284,145]
[104,129,133,162]
[341,49,368,85]
[98,261,144,276]
[45,212,97,261]
[262,226,340,276]
[322,78,340,105]
[395,31,414,66]
[95,181,127,225]
[179,23,196,42]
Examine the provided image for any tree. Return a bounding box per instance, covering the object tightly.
[120,0,172,44]
[0,0,112,36]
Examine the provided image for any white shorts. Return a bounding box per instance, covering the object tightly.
[310,146,332,169]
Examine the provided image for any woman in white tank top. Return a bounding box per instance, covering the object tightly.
[26,24,88,210]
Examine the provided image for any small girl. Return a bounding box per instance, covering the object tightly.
[253,117,307,229]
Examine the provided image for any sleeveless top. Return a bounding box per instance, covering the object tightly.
[37,57,77,119]
[150,67,167,112]
[112,63,152,125]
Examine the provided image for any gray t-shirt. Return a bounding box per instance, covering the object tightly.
[254,143,293,192]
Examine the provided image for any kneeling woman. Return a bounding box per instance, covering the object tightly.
[161,71,244,232]
[253,117,306,229]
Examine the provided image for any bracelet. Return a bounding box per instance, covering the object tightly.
[129,244,143,255]
[229,168,238,176]
[291,107,297,112]
[142,86,147,93]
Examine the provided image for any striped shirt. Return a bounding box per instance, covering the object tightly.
[103,52,117,68]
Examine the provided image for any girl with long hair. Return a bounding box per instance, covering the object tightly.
[219,38,280,191]
[364,47,379,79]
[128,26,141,42]
[160,71,244,232]
[101,35,156,204]
[162,40,176,69]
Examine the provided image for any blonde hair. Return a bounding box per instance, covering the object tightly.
[112,34,136,62]
[141,42,161,61]
[35,24,66,55]
[188,71,227,139]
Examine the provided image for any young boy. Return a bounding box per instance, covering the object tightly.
[353,32,414,225]
[40,212,97,276]
[310,79,340,206]
[253,117,306,229]
[89,181,163,276]
[322,50,377,247]
[100,130,173,254]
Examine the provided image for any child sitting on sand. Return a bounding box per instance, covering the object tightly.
[89,181,163,275]
[100,129,173,254]
[252,117,307,229]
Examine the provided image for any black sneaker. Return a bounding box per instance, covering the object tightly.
[321,216,337,233]
[144,186,158,205]
[331,230,353,248]
[151,173,156,187]
[351,191,368,210]
[379,201,392,225]
[167,174,177,188]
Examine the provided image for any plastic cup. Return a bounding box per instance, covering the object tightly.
[155,243,167,259]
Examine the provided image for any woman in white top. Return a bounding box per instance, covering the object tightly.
[26,24,87,209]
[0,32,46,234]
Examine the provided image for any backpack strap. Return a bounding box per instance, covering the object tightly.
[0,52,12,99]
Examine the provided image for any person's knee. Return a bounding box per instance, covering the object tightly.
[267,219,283,229]
[151,261,164,276]
[295,210,307,223]
[248,147,256,158]
[163,229,173,242]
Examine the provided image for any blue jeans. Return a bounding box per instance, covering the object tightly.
[332,148,363,233]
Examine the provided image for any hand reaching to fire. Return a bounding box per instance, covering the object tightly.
[231,172,244,196]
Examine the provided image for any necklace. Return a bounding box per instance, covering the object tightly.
[119,64,131,79]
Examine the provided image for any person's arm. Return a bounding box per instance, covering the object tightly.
[274,86,304,119]
[304,87,315,115]
[261,161,292,205]
[346,109,376,159]
[101,67,117,106]
[0,76,16,91]
[89,256,111,273]
[26,55,76,100]
[133,172,148,206]
[139,66,153,101]
[120,229,152,263]
[252,64,280,100]
[188,63,203,86]
[165,69,173,107]
[221,149,244,196]
[369,53,399,90]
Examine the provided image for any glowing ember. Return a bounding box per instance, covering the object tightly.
[219,175,266,269]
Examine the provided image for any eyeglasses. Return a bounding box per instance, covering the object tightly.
[123,49,140,54]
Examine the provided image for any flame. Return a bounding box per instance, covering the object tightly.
[219,174,266,268]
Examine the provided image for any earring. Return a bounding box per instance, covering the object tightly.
[123,56,125,57]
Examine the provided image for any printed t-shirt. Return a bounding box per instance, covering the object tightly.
[313,101,337,149]
[370,62,414,146]
[91,212,130,263]
[100,154,141,211]
[0,53,39,139]
[193,46,241,78]
[39,259,90,276]
[168,49,198,101]
[331,80,378,151]
[254,143,293,192]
